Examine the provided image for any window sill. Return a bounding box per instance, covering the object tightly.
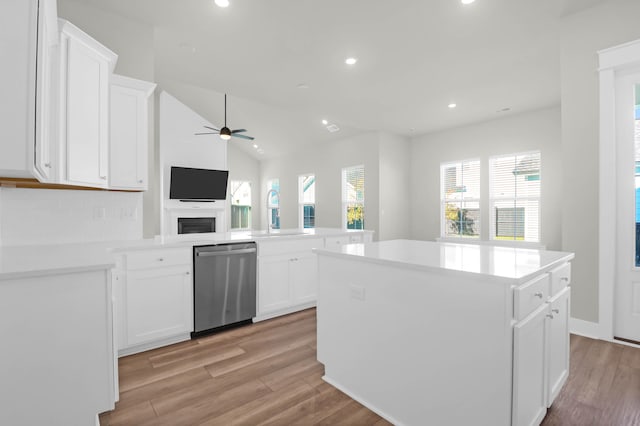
[436,237,546,250]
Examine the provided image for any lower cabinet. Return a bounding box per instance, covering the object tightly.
[513,304,548,426]
[546,287,570,407]
[125,265,192,347]
[512,271,572,426]
[258,252,318,317]
[114,248,193,355]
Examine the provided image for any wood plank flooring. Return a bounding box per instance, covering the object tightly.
[100,309,640,426]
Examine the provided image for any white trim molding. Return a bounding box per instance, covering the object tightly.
[598,37,640,341]
[569,317,601,340]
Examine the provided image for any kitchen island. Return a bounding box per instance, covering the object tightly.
[314,239,574,426]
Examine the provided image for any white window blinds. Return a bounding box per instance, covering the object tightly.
[489,152,540,242]
[441,160,480,238]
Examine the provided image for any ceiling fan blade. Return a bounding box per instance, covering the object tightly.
[203,125,220,131]
[231,133,255,140]
[195,132,219,135]
[231,129,247,134]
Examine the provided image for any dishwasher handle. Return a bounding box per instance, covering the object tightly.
[196,247,257,257]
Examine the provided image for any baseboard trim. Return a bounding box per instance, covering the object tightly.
[569,317,600,339]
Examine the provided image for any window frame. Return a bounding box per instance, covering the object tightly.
[488,150,541,243]
[298,173,316,229]
[229,180,252,231]
[440,159,481,240]
[342,165,365,230]
[266,178,280,230]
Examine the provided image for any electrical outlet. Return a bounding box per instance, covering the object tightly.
[121,207,137,221]
[93,207,106,220]
[350,284,366,301]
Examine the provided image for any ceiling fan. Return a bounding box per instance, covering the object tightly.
[195,94,254,141]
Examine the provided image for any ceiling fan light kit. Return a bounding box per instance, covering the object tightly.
[195,94,254,141]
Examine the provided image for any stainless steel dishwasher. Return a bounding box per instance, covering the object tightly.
[192,242,257,337]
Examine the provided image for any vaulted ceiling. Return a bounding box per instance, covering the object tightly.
[66,0,604,159]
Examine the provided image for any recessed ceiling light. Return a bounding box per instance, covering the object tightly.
[214,0,229,8]
[461,0,475,4]
[448,103,457,109]
[253,144,258,148]
[322,119,328,125]
[345,57,358,65]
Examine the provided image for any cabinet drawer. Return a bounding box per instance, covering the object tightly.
[125,248,192,270]
[514,274,550,321]
[549,263,571,296]
[325,236,350,248]
[348,234,364,243]
[257,237,323,257]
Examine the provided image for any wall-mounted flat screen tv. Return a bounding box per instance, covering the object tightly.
[170,166,229,201]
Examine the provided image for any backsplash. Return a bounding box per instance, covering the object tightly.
[0,188,143,246]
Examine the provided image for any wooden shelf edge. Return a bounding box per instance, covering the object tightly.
[0,177,142,192]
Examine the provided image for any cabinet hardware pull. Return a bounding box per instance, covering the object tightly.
[100,176,107,180]
[546,313,554,319]
[158,258,164,261]
[552,308,560,314]
[560,277,569,282]
[44,163,51,168]
[186,272,190,275]
[534,292,544,298]
[138,179,143,183]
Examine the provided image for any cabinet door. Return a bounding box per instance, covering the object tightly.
[513,304,548,426]
[291,252,317,305]
[109,75,155,190]
[59,23,115,187]
[33,0,58,181]
[125,265,192,347]
[257,255,291,314]
[547,287,570,407]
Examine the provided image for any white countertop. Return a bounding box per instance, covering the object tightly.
[314,239,574,284]
[0,228,373,280]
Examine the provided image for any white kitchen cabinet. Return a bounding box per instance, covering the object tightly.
[290,252,318,305]
[125,265,192,347]
[258,255,292,314]
[546,286,570,407]
[256,236,324,320]
[1,0,58,180]
[325,235,349,248]
[109,74,156,190]
[512,304,549,426]
[58,19,117,188]
[115,247,193,355]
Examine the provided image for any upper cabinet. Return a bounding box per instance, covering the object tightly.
[0,0,58,179]
[58,20,117,188]
[109,75,156,191]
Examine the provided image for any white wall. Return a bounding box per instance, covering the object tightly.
[410,107,562,250]
[379,133,411,241]
[560,0,640,323]
[260,132,380,236]
[0,188,142,246]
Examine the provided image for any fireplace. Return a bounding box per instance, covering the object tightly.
[177,217,216,234]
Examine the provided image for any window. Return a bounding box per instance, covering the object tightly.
[342,165,365,230]
[441,160,480,238]
[229,180,251,230]
[266,178,280,230]
[298,174,316,228]
[489,152,541,242]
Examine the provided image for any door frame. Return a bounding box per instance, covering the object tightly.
[599,38,640,341]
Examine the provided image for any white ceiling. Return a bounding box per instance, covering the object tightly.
[73,0,604,159]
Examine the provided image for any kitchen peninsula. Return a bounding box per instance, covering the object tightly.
[315,239,574,426]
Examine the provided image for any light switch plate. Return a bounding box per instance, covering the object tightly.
[350,284,366,301]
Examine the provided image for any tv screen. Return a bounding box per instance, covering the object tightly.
[170,167,229,200]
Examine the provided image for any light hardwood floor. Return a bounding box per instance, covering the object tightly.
[100,309,640,425]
